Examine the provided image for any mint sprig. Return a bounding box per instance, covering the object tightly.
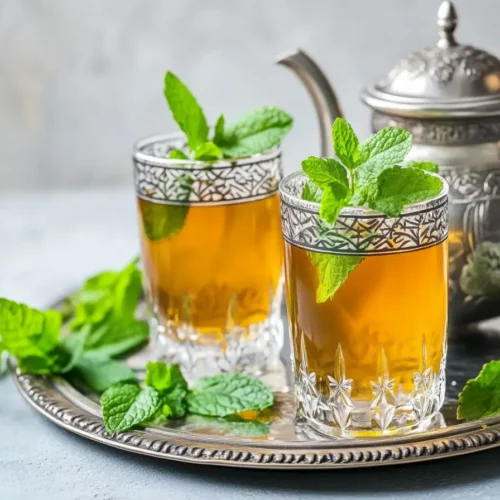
[100,366,275,433]
[164,71,209,152]
[308,252,363,303]
[163,71,293,161]
[186,373,274,417]
[101,383,161,433]
[0,259,149,390]
[148,72,293,242]
[302,118,441,302]
[457,361,500,421]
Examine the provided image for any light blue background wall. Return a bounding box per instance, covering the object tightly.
[1,0,497,191]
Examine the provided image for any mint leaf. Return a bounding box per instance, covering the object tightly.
[83,320,149,359]
[168,149,189,160]
[460,242,500,298]
[186,373,274,417]
[59,328,90,373]
[72,353,137,393]
[332,118,360,170]
[407,161,439,173]
[0,299,61,360]
[144,362,188,392]
[141,203,189,242]
[164,71,208,150]
[458,361,500,420]
[308,252,364,302]
[354,127,413,205]
[194,141,221,161]
[101,383,161,433]
[301,156,349,190]
[319,183,350,224]
[219,106,293,158]
[140,175,193,242]
[144,362,188,420]
[70,258,142,331]
[213,114,225,145]
[370,166,443,217]
[357,127,412,168]
[302,181,323,202]
[162,384,188,419]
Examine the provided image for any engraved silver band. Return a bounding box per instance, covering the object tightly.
[279,172,449,256]
[133,134,283,206]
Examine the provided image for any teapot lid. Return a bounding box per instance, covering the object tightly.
[361,1,500,118]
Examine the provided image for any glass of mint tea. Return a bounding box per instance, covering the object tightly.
[133,134,285,379]
[279,169,449,437]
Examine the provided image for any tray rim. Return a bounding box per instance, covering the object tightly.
[14,371,500,470]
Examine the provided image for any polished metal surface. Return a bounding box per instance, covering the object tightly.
[279,1,500,325]
[13,312,500,469]
[361,1,500,120]
[276,49,342,158]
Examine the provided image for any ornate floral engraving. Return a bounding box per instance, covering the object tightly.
[372,112,500,146]
[440,166,500,201]
[14,369,500,469]
[383,45,500,87]
[280,198,448,256]
[133,135,283,205]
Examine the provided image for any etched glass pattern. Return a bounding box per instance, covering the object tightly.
[133,134,285,379]
[282,171,449,437]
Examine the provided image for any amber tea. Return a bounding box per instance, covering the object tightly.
[280,170,449,437]
[285,242,448,436]
[133,135,285,378]
[138,196,283,336]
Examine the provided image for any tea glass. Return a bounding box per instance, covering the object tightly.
[133,134,284,379]
[280,171,449,437]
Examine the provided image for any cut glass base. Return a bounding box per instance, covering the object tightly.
[296,341,447,438]
[151,312,284,381]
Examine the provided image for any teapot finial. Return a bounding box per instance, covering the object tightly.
[437,1,458,48]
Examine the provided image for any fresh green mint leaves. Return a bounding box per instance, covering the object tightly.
[164,71,293,161]
[0,260,277,435]
[146,72,293,243]
[457,361,500,421]
[70,257,142,331]
[100,364,275,433]
[460,242,500,299]
[186,373,274,417]
[102,383,161,433]
[164,72,209,152]
[0,299,68,375]
[308,252,363,303]
[215,106,293,158]
[144,361,189,419]
[0,259,149,390]
[369,166,443,217]
[301,118,441,302]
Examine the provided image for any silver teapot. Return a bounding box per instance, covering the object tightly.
[278,1,500,325]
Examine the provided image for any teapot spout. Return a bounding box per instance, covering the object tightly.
[277,49,343,157]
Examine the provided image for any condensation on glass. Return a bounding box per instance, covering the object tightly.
[133,134,284,380]
[280,171,449,437]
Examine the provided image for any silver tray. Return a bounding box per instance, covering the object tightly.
[13,313,500,470]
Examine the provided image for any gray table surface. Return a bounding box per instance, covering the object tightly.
[2,187,500,500]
